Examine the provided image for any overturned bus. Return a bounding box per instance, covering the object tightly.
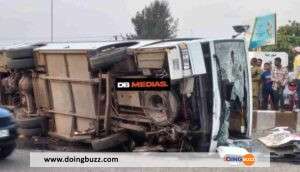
[0,39,252,152]
[109,39,252,151]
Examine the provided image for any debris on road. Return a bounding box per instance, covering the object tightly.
[217,146,250,158]
[257,127,300,164]
[258,127,300,148]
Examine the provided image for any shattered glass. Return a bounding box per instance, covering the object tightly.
[215,101,231,146]
[214,40,250,145]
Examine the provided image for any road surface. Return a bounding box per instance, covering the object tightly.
[0,149,299,172]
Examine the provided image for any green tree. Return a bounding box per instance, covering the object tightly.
[262,20,300,69]
[131,0,178,39]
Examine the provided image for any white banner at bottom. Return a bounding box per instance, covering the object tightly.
[30,152,270,167]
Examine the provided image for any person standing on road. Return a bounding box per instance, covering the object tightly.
[272,57,288,111]
[251,58,262,109]
[261,63,273,109]
[293,47,300,112]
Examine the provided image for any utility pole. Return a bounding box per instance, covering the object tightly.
[51,0,53,42]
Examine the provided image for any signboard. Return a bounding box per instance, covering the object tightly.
[249,13,276,49]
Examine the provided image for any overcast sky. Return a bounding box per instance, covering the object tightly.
[0,0,299,44]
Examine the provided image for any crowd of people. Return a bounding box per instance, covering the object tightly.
[251,48,300,111]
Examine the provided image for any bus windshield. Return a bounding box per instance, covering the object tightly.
[214,40,250,145]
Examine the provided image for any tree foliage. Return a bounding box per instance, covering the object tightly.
[131,0,178,39]
[262,20,300,69]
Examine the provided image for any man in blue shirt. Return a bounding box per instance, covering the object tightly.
[261,63,274,109]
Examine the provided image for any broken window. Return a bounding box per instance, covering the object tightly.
[214,40,250,145]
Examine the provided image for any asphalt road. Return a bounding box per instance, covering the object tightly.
[1,149,300,172]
